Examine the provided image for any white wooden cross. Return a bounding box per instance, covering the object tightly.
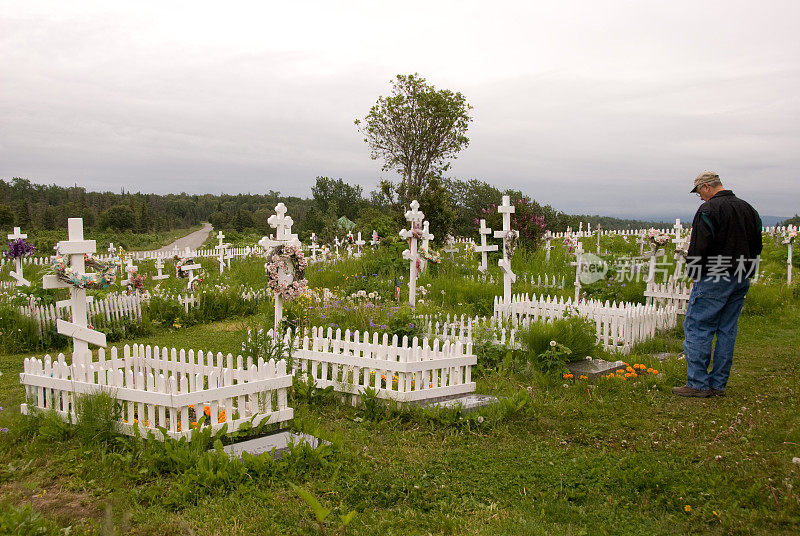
[672,219,689,279]
[152,257,169,280]
[354,232,365,257]
[268,203,298,244]
[475,219,498,272]
[493,196,516,303]
[42,218,106,366]
[672,219,683,243]
[595,225,602,255]
[107,242,116,256]
[399,200,425,307]
[214,230,230,274]
[543,230,553,264]
[419,220,434,272]
[644,243,666,283]
[579,222,584,237]
[333,237,341,257]
[121,258,138,286]
[570,242,586,301]
[370,230,380,248]
[179,246,202,291]
[7,227,31,286]
[636,232,647,256]
[443,234,458,261]
[309,233,319,261]
[264,203,302,327]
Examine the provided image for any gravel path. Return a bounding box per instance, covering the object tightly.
[144,222,213,254]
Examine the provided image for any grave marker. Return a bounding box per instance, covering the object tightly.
[7,227,31,286]
[475,219,498,272]
[493,196,517,303]
[399,200,425,307]
[42,218,106,366]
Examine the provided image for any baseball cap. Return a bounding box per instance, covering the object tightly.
[690,171,720,193]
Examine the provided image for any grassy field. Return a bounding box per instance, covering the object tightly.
[0,234,798,534]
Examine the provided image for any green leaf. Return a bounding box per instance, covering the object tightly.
[339,510,357,526]
[289,483,330,522]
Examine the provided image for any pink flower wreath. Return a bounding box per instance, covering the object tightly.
[264,244,308,301]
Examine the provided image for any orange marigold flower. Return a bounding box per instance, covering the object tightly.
[579,375,588,380]
[626,366,634,373]
[647,368,654,373]
[652,369,659,374]
[203,405,211,416]
[218,410,226,423]
[191,421,198,428]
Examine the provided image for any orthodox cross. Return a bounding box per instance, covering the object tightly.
[475,219,498,272]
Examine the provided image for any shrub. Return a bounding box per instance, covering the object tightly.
[519,316,600,372]
[74,390,123,447]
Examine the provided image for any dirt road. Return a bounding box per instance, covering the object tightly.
[145,222,213,255]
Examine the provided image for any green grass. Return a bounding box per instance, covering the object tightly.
[0,235,798,534]
[1,304,798,534]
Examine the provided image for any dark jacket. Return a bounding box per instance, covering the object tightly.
[686,190,762,280]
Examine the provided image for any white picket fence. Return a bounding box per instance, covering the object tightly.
[419,313,517,348]
[19,293,144,333]
[644,278,692,313]
[493,294,678,354]
[466,272,566,290]
[276,326,476,402]
[20,344,293,440]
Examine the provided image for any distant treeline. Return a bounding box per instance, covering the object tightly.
[0,177,675,245]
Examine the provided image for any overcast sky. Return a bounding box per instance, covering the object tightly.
[1,1,798,219]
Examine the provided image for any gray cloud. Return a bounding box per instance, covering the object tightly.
[1,1,798,219]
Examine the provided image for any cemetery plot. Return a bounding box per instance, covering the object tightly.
[286,326,476,402]
[20,344,293,439]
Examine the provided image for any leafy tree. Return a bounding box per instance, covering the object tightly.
[418,177,455,243]
[355,73,473,201]
[0,204,14,228]
[232,209,254,232]
[311,177,364,221]
[98,205,136,231]
[780,214,800,227]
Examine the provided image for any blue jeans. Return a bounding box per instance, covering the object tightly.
[683,277,750,390]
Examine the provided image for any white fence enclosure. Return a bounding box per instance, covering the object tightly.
[280,326,477,402]
[494,294,678,354]
[20,344,293,440]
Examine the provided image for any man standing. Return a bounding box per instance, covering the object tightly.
[673,171,762,398]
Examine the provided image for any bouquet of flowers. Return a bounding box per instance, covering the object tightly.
[4,238,35,260]
[782,229,798,245]
[174,255,190,278]
[563,235,577,253]
[647,228,671,248]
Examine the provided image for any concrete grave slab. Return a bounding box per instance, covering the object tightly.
[567,358,626,379]
[223,431,325,460]
[424,393,499,412]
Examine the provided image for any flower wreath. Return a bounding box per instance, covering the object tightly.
[647,228,671,247]
[419,246,441,264]
[504,230,519,259]
[51,254,119,290]
[782,230,797,246]
[264,243,308,301]
[174,255,192,278]
[190,275,203,292]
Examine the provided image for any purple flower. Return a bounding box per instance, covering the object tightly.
[380,324,387,330]
[0,428,8,433]
[4,238,35,260]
